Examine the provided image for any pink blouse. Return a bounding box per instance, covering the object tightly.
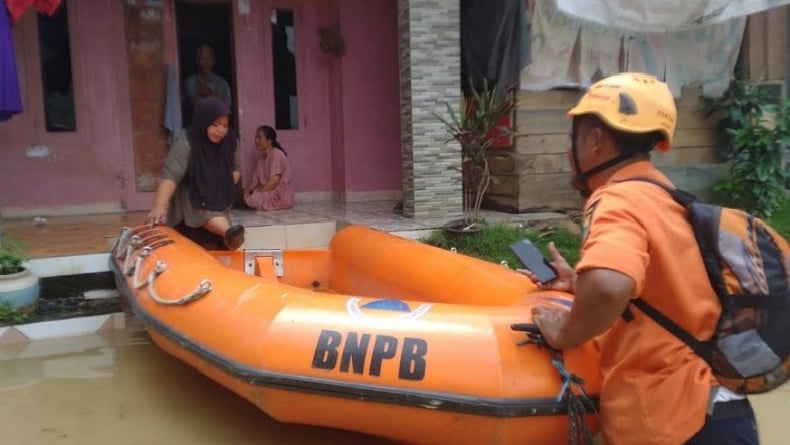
[244,149,294,210]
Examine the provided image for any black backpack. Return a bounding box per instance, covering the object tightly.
[622,177,790,394]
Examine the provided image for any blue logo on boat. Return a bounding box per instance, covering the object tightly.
[346,297,432,323]
[360,299,411,312]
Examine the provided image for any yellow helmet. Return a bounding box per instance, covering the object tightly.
[567,72,676,152]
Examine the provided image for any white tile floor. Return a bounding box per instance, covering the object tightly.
[232,199,570,234]
[7,199,571,260]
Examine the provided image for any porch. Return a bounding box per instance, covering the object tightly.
[7,201,571,276]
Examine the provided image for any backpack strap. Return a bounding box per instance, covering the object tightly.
[631,298,714,364]
[615,177,714,364]
[615,176,698,207]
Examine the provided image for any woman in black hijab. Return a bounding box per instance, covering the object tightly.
[147,96,245,250]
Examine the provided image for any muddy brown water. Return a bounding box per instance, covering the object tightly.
[0,316,787,445]
[0,317,389,445]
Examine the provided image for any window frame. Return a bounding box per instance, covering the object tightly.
[17,1,83,141]
[36,1,78,133]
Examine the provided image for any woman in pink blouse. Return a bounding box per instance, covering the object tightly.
[243,125,294,210]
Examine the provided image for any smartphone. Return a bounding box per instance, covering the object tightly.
[509,239,558,284]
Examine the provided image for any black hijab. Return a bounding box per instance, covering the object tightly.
[187,97,236,211]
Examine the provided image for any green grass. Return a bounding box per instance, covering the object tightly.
[0,301,30,324]
[420,198,790,269]
[421,223,582,267]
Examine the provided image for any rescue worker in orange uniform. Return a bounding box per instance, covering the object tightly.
[522,73,760,444]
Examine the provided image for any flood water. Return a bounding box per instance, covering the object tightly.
[1,315,787,445]
[0,316,384,445]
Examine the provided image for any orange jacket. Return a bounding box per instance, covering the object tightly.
[576,161,720,445]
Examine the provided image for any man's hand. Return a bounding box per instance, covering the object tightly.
[531,269,636,351]
[517,242,575,292]
[531,305,572,350]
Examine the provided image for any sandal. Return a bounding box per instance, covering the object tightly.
[224,225,245,250]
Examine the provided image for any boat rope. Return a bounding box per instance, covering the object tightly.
[115,226,209,305]
[134,260,213,306]
[551,352,598,445]
[131,248,153,287]
[511,323,600,445]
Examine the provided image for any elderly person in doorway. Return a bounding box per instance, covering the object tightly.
[184,44,232,108]
[147,96,245,250]
[243,125,294,210]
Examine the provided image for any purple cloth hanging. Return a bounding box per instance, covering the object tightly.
[0,1,23,122]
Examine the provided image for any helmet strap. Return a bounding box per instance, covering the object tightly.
[570,119,591,197]
[570,118,636,198]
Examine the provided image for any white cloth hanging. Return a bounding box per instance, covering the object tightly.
[520,1,747,97]
[554,0,790,32]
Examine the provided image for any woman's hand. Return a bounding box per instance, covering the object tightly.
[516,242,576,292]
[147,179,176,226]
[147,205,167,226]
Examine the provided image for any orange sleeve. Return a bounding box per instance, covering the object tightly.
[575,188,650,296]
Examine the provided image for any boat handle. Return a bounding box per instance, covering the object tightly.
[136,260,213,306]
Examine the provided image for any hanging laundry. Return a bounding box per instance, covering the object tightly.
[520,0,586,89]
[659,19,746,97]
[0,1,22,121]
[621,18,747,98]
[461,0,530,97]
[5,0,62,25]
[163,63,182,145]
[555,0,790,32]
[521,1,746,97]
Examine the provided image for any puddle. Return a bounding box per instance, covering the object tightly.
[0,316,386,445]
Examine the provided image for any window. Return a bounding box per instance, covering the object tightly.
[38,1,75,132]
[270,9,298,130]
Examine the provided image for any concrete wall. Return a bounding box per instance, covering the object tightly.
[398,0,462,219]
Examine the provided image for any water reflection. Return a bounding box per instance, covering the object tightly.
[0,318,386,445]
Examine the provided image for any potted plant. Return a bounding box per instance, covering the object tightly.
[436,79,515,233]
[704,78,790,218]
[0,233,40,314]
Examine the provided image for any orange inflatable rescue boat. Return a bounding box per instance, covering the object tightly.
[110,224,601,444]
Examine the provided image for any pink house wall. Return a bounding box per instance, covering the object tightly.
[0,0,131,214]
[0,0,401,215]
[234,0,335,194]
[236,0,401,196]
[337,0,402,193]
